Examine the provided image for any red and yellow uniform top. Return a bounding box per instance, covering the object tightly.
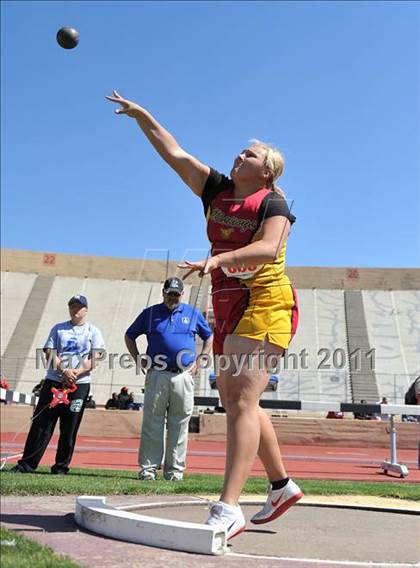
[202,168,299,355]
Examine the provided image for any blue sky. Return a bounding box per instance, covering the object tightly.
[1,1,418,268]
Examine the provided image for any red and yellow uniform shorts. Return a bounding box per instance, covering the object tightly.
[211,274,299,356]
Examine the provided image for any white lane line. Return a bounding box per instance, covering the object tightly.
[0,444,417,465]
[83,439,123,444]
[326,452,368,456]
[229,552,415,567]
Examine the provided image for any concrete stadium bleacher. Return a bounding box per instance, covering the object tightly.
[362,290,420,400]
[272,289,351,402]
[276,289,320,400]
[363,290,419,402]
[1,251,419,405]
[392,290,420,376]
[1,271,37,355]
[316,289,351,400]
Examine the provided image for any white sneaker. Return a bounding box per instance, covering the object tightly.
[164,473,183,481]
[206,501,246,540]
[250,479,303,524]
[138,469,156,481]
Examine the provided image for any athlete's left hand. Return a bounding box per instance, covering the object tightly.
[178,256,220,280]
[186,362,198,375]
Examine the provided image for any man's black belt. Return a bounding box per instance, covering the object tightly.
[151,366,182,373]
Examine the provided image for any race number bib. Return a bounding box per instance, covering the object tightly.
[221,265,262,280]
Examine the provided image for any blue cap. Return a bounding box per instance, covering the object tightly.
[68,294,88,307]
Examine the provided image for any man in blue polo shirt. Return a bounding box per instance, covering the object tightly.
[125,277,213,481]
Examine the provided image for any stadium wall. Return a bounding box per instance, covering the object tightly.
[2,248,420,289]
[1,249,419,404]
[1,405,418,449]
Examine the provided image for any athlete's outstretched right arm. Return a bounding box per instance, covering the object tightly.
[106,91,210,196]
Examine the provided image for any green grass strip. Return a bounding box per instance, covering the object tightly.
[1,466,419,501]
[0,525,82,568]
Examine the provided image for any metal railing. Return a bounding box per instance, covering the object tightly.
[1,356,415,405]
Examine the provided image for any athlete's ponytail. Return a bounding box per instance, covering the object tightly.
[249,139,286,198]
[271,183,286,199]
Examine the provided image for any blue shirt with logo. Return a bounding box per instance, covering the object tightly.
[126,303,212,369]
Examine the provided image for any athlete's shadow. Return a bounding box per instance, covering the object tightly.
[244,528,276,535]
[227,528,276,548]
[1,513,76,533]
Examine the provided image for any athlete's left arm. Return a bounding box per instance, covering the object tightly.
[215,215,291,268]
[179,216,290,277]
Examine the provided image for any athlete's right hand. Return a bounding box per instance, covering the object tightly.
[106,90,142,117]
[178,256,221,280]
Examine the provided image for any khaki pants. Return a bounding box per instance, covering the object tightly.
[139,368,194,479]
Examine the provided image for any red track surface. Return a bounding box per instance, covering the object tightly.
[2,432,419,482]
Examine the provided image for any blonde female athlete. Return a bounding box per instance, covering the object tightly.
[107,91,303,539]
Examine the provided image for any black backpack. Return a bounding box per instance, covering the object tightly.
[405,377,420,405]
